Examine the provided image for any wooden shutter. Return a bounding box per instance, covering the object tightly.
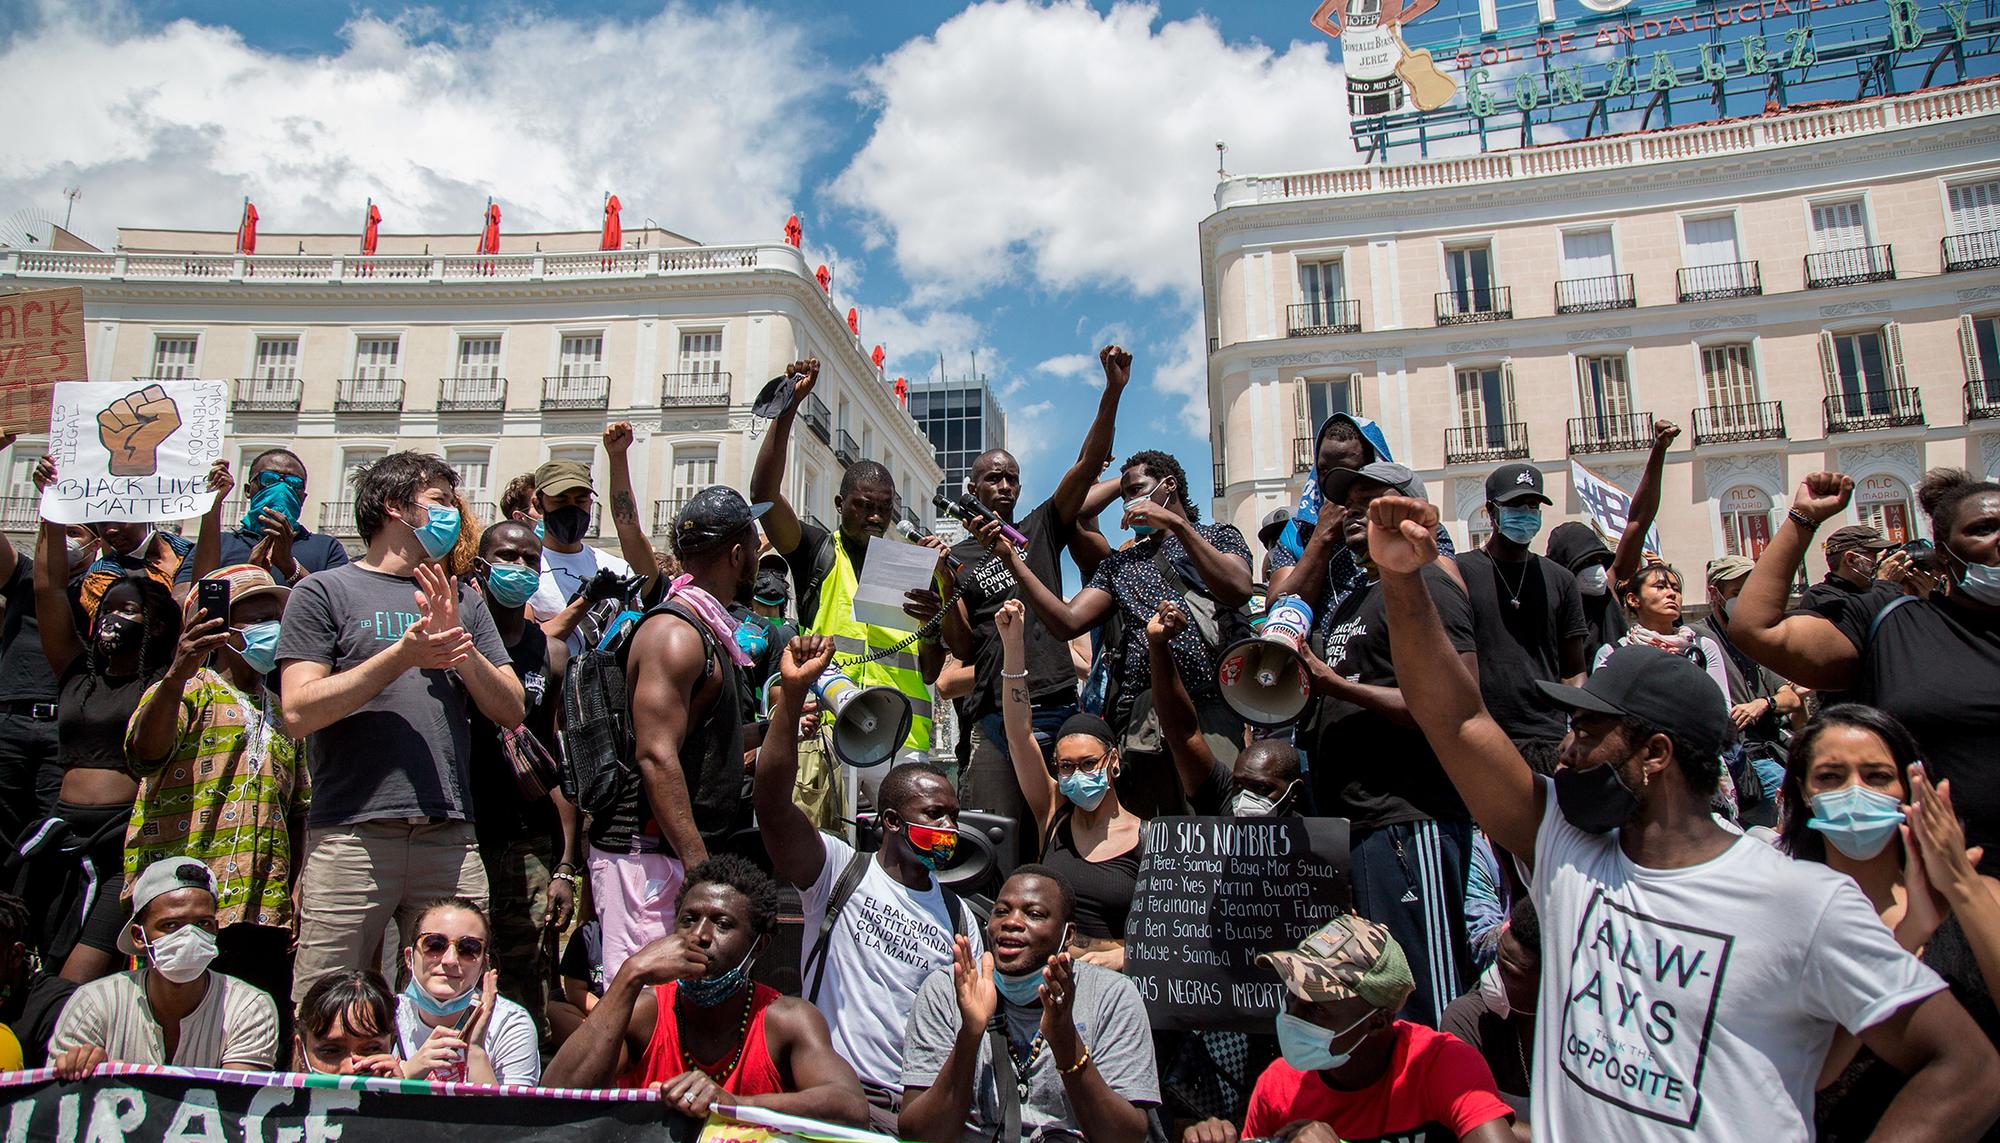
[1818,331,1841,393]
[1293,377,1312,473]
[1499,359,1517,420]
[1962,314,1985,383]
[1347,372,1364,416]
[1884,322,1908,388]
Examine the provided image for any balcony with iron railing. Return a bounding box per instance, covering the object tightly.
[1944,230,2000,273]
[1966,379,2000,421]
[1692,400,1786,445]
[1806,245,1896,289]
[232,376,302,413]
[661,371,731,409]
[319,501,358,537]
[1213,460,1227,492]
[1445,422,1531,465]
[1286,300,1361,337]
[438,376,507,412]
[1676,261,1762,302]
[1435,286,1512,326]
[1554,274,1635,314]
[1567,411,1656,454]
[1292,436,1313,474]
[802,395,832,445]
[1823,387,1925,433]
[542,374,610,411]
[834,429,860,466]
[0,497,40,530]
[334,377,405,412]
[654,498,688,533]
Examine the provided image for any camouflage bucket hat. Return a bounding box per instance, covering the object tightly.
[1258,913,1415,1012]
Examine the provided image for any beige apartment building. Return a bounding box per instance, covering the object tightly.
[0,222,941,553]
[1202,78,2000,584]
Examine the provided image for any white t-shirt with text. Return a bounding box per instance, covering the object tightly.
[799,832,981,1094]
[1528,776,1942,1141]
[528,545,634,652]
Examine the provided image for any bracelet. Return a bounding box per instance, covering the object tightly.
[550,871,581,886]
[554,862,578,875]
[1786,508,1819,532]
[1061,1047,1092,1076]
[1000,669,1029,679]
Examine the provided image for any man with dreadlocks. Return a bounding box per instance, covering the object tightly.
[751,359,947,782]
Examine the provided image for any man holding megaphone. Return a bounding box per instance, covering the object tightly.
[1299,461,1479,1029]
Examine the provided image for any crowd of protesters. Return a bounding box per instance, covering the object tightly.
[1,340,1998,1143]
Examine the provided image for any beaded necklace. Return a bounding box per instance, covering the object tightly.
[1009,1032,1045,1102]
[677,985,755,1083]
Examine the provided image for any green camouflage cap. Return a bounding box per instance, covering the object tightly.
[1258,913,1415,1011]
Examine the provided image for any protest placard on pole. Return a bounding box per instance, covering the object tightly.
[0,286,86,435]
[1125,816,1351,1032]
[38,379,228,525]
[1571,458,1662,557]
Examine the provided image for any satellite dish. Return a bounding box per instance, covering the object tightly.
[0,205,109,253]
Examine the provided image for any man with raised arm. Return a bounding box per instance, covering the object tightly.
[1359,492,2000,1141]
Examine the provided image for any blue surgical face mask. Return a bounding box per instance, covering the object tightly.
[401,976,476,1020]
[1807,784,1906,860]
[1059,767,1111,811]
[484,563,541,608]
[408,503,461,562]
[235,621,281,675]
[1275,1010,1374,1073]
[1495,505,1543,545]
[241,475,304,534]
[532,519,546,541]
[1124,480,1171,537]
[994,967,1044,1007]
[1956,560,2000,605]
[679,947,756,1007]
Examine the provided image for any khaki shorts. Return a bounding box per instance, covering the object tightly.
[291,819,486,1002]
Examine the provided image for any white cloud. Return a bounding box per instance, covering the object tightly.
[1150,314,1211,436]
[0,1,831,245]
[831,0,1353,303]
[1035,353,1095,378]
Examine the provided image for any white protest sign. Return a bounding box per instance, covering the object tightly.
[1570,459,1662,557]
[39,379,228,525]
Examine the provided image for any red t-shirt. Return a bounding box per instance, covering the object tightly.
[1242,1021,1511,1143]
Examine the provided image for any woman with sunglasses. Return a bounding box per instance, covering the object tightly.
[394,897,541,1085]
[997,601,1144,972]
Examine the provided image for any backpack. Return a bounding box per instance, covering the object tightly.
[557,601,651,821]
[803,849,968,1004]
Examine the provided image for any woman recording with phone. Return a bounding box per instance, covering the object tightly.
[394,897,541,1085]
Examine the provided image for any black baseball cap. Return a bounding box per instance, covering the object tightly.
[752,374,800,420]
[1321,461,1418,505]
[1486,463,1552,506]
[1535,645,1730,759]
[1258,508,1291,549]
[674,487,771,554]
[753,569,788,606]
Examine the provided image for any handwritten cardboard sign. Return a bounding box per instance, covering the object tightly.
[1125,815,1351,1032]
[39,379,227,524]
[0,286,85,434]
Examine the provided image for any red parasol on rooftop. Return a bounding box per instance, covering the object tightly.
[871,345,885,370]
[236,199,258,255]
[784,214,802,247]
[600,194,623,251]
[894,376,908,407]
[815,264,831,292]
[361,201,381,256]
[847,308,859,335]
[477,200,502,255]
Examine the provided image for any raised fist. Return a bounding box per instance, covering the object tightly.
[97,385,183,477]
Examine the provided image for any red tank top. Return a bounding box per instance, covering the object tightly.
[625,981,786,1098]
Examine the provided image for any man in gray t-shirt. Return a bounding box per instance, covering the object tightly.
[275,453,524,1001]
[900,867,1158,1143]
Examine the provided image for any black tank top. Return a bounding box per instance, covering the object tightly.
[57,661,152,774]
[588,600,747,856]
[1041,811,1143,941]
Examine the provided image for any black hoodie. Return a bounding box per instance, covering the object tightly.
[1545,522,1626,660]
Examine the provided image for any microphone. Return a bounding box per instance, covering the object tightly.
[933,493,1029,552]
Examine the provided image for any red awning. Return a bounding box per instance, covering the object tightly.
[601,195,623,251]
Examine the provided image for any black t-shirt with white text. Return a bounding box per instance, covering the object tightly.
[949,498,1076,720]
[1454,550,1587,744]
[1313,564,1476,830]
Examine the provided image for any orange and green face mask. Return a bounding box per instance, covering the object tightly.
[904,821,958,871]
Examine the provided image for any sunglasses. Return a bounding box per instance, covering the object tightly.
[416,933,486,959]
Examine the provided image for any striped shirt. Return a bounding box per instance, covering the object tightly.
[123,670,309,930]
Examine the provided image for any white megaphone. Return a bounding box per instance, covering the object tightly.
[1217,595,1316,729]
[814,662,914,769]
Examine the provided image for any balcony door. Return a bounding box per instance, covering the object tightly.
[1299,260,1345,326]
[1576,355,1633,437]
[1446,245,1495,313]
[251,337,299,403]
[1827,329,1893,417]
[1701,345,1759,431]
[1455,365,1516,449]
[1683,215,1741,268]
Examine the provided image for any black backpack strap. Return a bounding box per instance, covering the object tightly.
[796,532,838,630]
[805,849,873,1005]
[1867,593,1919,647]
[939,881,967,940]
[988,1022,1022,1143]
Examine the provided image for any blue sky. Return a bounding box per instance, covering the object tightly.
[0,0,1364,522]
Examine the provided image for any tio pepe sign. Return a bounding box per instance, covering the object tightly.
[1125,816,1352,1033]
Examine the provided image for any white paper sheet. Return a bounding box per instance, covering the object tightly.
[850,535,940,630]
[710,1104,899,1143]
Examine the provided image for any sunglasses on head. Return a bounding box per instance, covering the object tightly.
[416,933,485,959]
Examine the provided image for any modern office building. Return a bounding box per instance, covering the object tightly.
[0,221,941,550]
[907,373,1008,510]
[1202,76,2000,581]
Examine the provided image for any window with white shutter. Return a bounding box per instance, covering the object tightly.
[1948,179,2000,236]
[151,337,198,379]
[457,338,501,381]
[680,331,723,378]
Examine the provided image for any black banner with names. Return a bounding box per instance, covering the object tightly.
[1125,816,1352,1033]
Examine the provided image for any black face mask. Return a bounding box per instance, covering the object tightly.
[1553,758,1640,834]
[95,613,143,656]
[544,505,591,545]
